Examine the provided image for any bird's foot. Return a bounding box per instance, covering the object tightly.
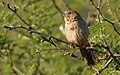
[69,43,77,48]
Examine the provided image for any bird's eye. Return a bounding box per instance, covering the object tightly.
[68,12,71,14]
[74,16,77,19]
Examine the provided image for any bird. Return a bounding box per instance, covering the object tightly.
[63,10,99,67]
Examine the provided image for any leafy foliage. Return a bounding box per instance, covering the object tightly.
[0,0,120,75]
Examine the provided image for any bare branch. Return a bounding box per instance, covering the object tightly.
[1,25,70,50]
[86,47,106,54]
[1,25,79,60]
[2,25,120,61]
[64,51,81,59]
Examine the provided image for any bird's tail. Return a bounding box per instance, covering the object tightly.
[79,46,99,67]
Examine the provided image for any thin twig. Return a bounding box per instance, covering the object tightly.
[91,43,106,49]
[50,36,70,45]
[48,36,63,51]
[98,0,104,9]
[98,53,120,61]
[4,25,120,61]
[89,0,120,35]
[97,0,104,23]
[0,57,2,75]
[61,0,71,10]
[94,58,113,75]
[100,27,120,66]
[86,47,106,54]
[3,2,31,27]
[1,25,70,48]
[33,49,40,75]
[51,0,63,14]
[64,51,81,59]
[1,25,82,60]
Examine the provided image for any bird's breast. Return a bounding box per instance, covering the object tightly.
[64,22,82,45]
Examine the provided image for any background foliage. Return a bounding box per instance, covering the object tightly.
[0,0,120,75]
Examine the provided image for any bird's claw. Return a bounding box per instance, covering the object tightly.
[69,43,77,48]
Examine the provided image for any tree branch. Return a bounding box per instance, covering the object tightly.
[2,2,71,51]
[89,0,120,35]
[3,2,31,27]
[33,49,40,75]
[61,0,71,10]
[94,58,113,75]
[51,0,63,14]
[100,27,120,66]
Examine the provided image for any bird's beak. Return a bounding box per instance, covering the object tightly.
[61,13,65,17]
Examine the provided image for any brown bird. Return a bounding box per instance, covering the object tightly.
[63,10,98,67]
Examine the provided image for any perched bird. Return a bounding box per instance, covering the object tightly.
[63,10,98,67]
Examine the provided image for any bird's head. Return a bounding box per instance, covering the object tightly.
[63,10,79,23]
